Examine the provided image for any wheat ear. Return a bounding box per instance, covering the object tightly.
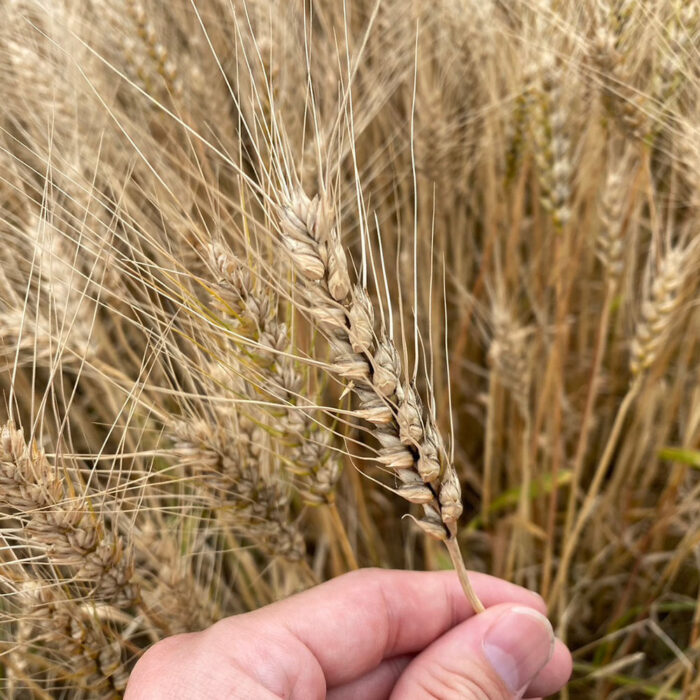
[0,421,136,607]
[533,52,572,231]
[14,581,128,697]
[276,187,484,612]
[1,422,135,695]
[210,242,341,506]
[124,0,181,98]
[630,247,690,376]
[172,417,306,562]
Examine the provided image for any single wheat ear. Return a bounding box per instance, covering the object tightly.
[0,421,137,607]
[533,52,573,231]
[275,187,485,613]
[630,246,691,376]
[209,243,342,506]
[171,418,306,562]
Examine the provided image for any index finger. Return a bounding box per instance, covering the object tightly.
[225,568,546,688]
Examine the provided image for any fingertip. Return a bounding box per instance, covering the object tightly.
[390,602,556,699]
[522,638,573,699]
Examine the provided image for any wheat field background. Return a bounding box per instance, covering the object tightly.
[0,0,699,697]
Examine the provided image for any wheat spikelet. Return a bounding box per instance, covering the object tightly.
[1,422,136,696]
[651,3,698,117]
[0,422,137,607]
[124,0,181,98]
[277,190,451,526]
[134,521,224,635]
[0,308,66,369]
[11,581,129,698]
[415,85,465,188]
[29,214,102,363]
[597,145,635,285]
[591,3,648,137]
[533,53,573,230]
[505,64,537,182]
[488,305,531,416]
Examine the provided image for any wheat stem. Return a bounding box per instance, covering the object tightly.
[562,283,615,546]
[445,536,485,614]
[481,375,498,526]
[328,501,359,571]
[550,379,640,609]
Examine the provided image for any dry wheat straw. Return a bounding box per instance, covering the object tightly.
[562,144,637,551]
[552,243,697,607]
[488,305,533,575]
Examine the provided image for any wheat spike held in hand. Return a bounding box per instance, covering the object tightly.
[3,0,700,694]
[276,186,484,613]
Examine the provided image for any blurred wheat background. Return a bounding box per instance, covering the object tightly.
[0,0,699,697]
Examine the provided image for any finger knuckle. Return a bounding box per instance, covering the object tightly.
[412,661,510,700]
[339,566,384,586]
[126,634,192,698]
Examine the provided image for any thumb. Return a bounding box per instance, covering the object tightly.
[390,603,556,700]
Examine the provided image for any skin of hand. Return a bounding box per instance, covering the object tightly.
[125,568,572,699]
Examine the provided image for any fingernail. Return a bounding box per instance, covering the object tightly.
[482,606,555,697]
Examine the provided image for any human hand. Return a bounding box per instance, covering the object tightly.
[125,568,572,699]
